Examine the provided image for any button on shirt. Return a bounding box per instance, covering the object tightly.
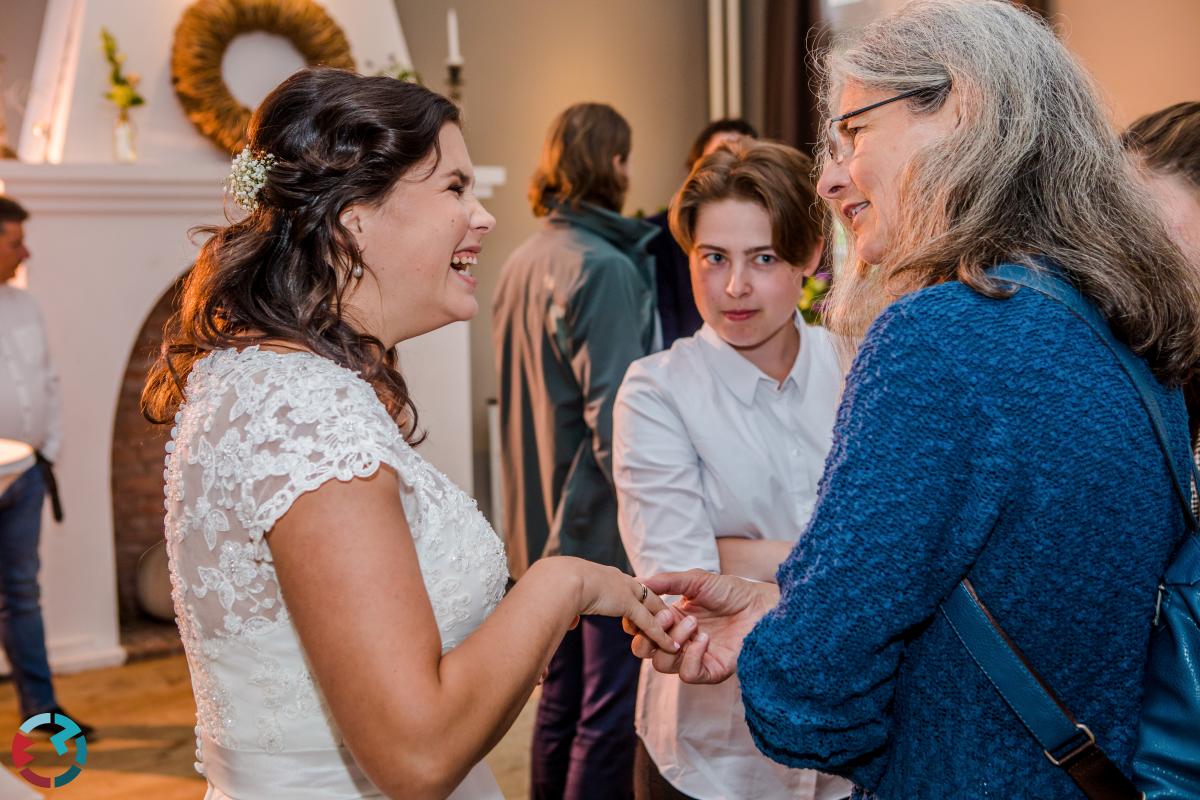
[0,285,61,496]
[613,313,850,800]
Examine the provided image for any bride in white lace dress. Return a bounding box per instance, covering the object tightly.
[143,69,677,800]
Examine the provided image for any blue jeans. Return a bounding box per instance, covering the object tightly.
[531,615,640,800]
[0,466,57,718]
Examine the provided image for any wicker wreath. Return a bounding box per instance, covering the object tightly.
[171,0,355,153]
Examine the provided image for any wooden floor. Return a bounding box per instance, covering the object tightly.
[0,655,536,799]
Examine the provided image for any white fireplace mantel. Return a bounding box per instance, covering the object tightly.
[0,162,506,213]
[0,161,505,675]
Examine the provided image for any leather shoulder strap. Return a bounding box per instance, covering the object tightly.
[942,581,1143,799]
[938,262,1180,800]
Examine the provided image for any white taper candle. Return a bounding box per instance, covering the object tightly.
[447,9,464,66]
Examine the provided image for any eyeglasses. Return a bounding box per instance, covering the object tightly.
[826,84,950,165]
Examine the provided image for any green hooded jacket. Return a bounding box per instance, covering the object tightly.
[492,201,659,578]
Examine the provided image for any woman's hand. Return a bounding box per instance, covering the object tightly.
[559,557,681,655]
[626,569,779,684]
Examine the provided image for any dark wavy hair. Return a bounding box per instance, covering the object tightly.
[142,68,461,440]
[528,103,631,217]
[684,117,758,170]
[0,195,30,224]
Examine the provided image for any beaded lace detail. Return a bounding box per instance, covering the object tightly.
[162,348,508,776]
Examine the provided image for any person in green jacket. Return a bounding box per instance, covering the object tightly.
[492,102,658,800]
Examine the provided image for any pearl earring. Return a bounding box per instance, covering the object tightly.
[352,264,363,279]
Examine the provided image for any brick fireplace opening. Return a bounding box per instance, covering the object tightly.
[111,274,185,659]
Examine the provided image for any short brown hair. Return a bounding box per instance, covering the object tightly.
[669,140,824,266]
[1123,102,1200,190]
[0,196,29,225]
[528,103,631,218]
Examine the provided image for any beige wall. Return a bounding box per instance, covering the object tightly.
[1054,0,1200,127]
[395,0,709,517]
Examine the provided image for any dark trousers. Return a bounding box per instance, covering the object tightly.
[0,466,57,718]
[531,615,640,800]
[634,738,696,800]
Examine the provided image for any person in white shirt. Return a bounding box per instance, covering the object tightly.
[0,195,90,736]
[613,142,851,800]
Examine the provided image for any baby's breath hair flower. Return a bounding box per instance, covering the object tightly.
[226,147,277,211]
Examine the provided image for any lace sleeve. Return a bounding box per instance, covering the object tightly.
[167,350,433,759]
[177,351,411,567]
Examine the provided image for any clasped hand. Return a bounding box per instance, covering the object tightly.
[622,569,779,684]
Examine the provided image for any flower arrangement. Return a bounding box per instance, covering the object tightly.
[801,224,850,325]
[227,147,276,212]
[100,28,144,120]
[799,272,831,325]
[366,54,422,85]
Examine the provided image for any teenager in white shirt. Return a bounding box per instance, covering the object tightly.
[613,142,851,800]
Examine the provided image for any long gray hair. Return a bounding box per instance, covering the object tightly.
[818,0,1200,385]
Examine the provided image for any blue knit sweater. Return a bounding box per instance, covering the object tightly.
[738,279,1190,799]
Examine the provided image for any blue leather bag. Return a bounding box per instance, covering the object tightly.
[1134,530,1200,797]
[939,263,1200,800]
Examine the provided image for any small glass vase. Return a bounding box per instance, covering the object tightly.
[113,111,137,163]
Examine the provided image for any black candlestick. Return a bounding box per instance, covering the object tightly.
[447,63,463,105]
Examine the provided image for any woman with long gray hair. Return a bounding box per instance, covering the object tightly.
[628,1,1200,797]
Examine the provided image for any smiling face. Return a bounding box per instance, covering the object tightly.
[817,81,958,265]
[342,123,495,346]
[690,198,819,364]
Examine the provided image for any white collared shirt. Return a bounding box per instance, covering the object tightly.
[0,284,61,492]
[614,313,850,800]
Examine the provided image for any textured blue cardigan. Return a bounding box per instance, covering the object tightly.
[738,279,1190,799]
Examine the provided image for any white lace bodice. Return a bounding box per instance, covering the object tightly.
[163,348,508,799]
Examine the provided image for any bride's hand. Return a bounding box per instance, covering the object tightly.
[627,569,778,684]
[562,558,681,655]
